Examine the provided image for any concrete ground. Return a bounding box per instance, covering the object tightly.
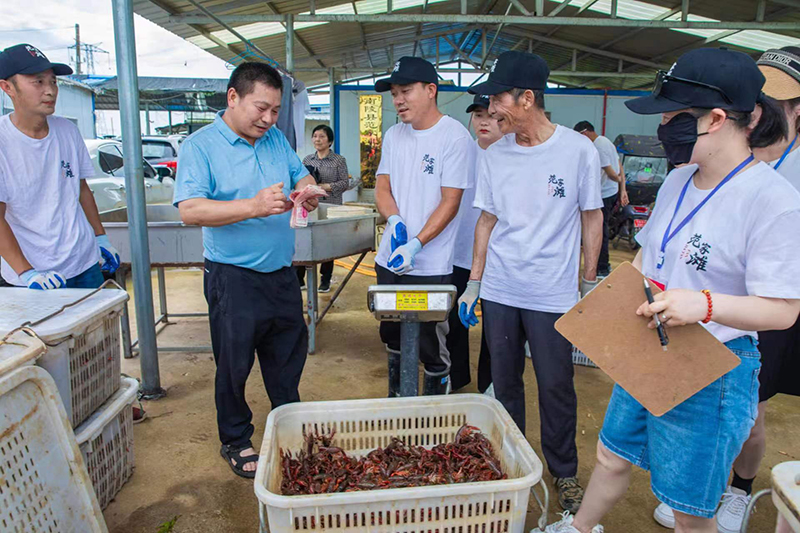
[104,248,799,533]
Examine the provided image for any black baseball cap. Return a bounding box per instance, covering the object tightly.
[375,56,438,92]
[626,48,764,115]
[0,44,72,80]
[466,94,490,113]
[469,51,550,95]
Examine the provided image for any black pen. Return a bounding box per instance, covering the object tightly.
[643,278,669,351]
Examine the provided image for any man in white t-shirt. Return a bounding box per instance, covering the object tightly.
[0,44,119,289]
[374,56,474,396]
[459,51,603,513]
[575,120,627,277]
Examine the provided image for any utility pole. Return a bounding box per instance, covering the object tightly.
[75,24,81,75]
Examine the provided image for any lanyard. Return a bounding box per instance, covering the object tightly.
[774,134,798,171]
[657,154,754,269]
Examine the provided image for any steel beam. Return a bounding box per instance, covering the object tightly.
[481,2,512,68]
[547,0,573,17]
[265,1,326,68]
[286,14,294,73]
[442,35,481,70]
[295,66,655,78]
[681,0,690,22]
[172,14,800,30]
[111,0,164,399]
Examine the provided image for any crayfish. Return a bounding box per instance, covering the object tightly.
[280,424,506,496]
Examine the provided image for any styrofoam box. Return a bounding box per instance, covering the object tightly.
[75,376,138,510]
[0,288,129,427]
[0,365,108,533]
[572,347,599,368]
[0,329,45,376]
[255,394,545,533]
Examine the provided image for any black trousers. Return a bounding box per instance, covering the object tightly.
[375,265,451,376]
[482,299,578,478]
[447,266,493,391]
[598,194,618,272]
[296,262,333,285]
[204,260,308,448]
[758,316,800,401]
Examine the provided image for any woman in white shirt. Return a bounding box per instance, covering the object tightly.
[536,48,800,533]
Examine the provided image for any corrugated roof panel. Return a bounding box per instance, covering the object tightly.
[664,12,800,51]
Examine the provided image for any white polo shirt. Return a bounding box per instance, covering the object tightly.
[636,161,800,343]
[475,125,603,313]
[0,115,99,285]
[375,115,474,276]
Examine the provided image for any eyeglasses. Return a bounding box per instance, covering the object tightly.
[652,70,733,106]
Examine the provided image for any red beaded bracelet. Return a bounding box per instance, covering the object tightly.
[701,289,713,324]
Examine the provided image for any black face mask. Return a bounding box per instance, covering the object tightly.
[657,112,709,166]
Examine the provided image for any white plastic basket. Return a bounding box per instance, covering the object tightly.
[572,346,598,368]
[0,365,108,533]
[0,288,129,427]
[75,376,138,510]
[255,394,548,533]
[0,329,45,376]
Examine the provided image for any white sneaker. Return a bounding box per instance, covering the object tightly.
[531,511,604,533]
[716,487,751,533]
[653,503,675,528]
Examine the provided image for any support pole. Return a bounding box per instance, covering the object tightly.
[74,24,81,75]
[681,0,690,22]
[286,14,294,74]
[399,321,420,396]
[611,0,618,19]
[111,0,164,399]
[329,68,335,130]
[144,101,151,135]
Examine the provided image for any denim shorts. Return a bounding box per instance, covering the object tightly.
[599,335,761,518]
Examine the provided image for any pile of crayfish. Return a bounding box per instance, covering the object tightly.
[280,424,506,495]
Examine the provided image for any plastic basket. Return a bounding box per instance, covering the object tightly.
[255,394,548,533]
[75,376,138,510]
[0,288,128,427]
[572,346,598,368]
[0,329,45,376]
[0,365,108,533]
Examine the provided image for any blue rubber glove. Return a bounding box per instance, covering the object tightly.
[20,269,66,290]
[457,280,481,328]
[387,237,422,275]
[97,234,120,274]
[386,215,408,253]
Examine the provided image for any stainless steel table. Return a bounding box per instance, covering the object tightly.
[101,204,377,356]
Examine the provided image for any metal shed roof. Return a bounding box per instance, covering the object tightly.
[132,0,800,89]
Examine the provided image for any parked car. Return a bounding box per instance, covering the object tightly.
[85,139,175,213]
[141,135,185,176]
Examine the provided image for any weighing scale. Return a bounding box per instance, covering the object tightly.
[367,284,457,397]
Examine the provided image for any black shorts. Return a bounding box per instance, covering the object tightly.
[757,316,800,401]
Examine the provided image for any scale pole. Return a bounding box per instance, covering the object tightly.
[399,321,420,396]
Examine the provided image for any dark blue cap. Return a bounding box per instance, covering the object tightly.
[469,51,550,95]
[466,94,490,113]
[0,44,72,80]
[626,48,765,115]
[375,56,438,92]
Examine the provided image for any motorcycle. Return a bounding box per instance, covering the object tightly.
[609,203,650,251]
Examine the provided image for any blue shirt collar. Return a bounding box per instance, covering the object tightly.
[214,110,272,147]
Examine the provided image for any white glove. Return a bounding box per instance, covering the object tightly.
[386,215,408,253]
[20,269,66,290]
[580,277,599,298]
[457,280,481,328]
[97,234,120,274]
[387,237,422,275]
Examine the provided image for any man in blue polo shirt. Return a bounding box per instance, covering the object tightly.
[174,62,317,479]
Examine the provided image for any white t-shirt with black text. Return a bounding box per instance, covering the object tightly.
[452,139,483,271]
[636,161,800,343]
[375,116,474,276]
[474,125,603,313]
[594,135,620,199]
[0,115,99,285]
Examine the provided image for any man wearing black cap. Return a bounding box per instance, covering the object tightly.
[457,50,603,513]
[373,56,474,396]
[0,44,119,290]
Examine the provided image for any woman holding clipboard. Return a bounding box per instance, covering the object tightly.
[535,48,800,533]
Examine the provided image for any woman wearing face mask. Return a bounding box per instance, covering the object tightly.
[300,124,349,292]
[447,95,503,393]
[535,48,800,533]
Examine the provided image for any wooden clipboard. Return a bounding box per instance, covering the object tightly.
[555,262,740,416]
